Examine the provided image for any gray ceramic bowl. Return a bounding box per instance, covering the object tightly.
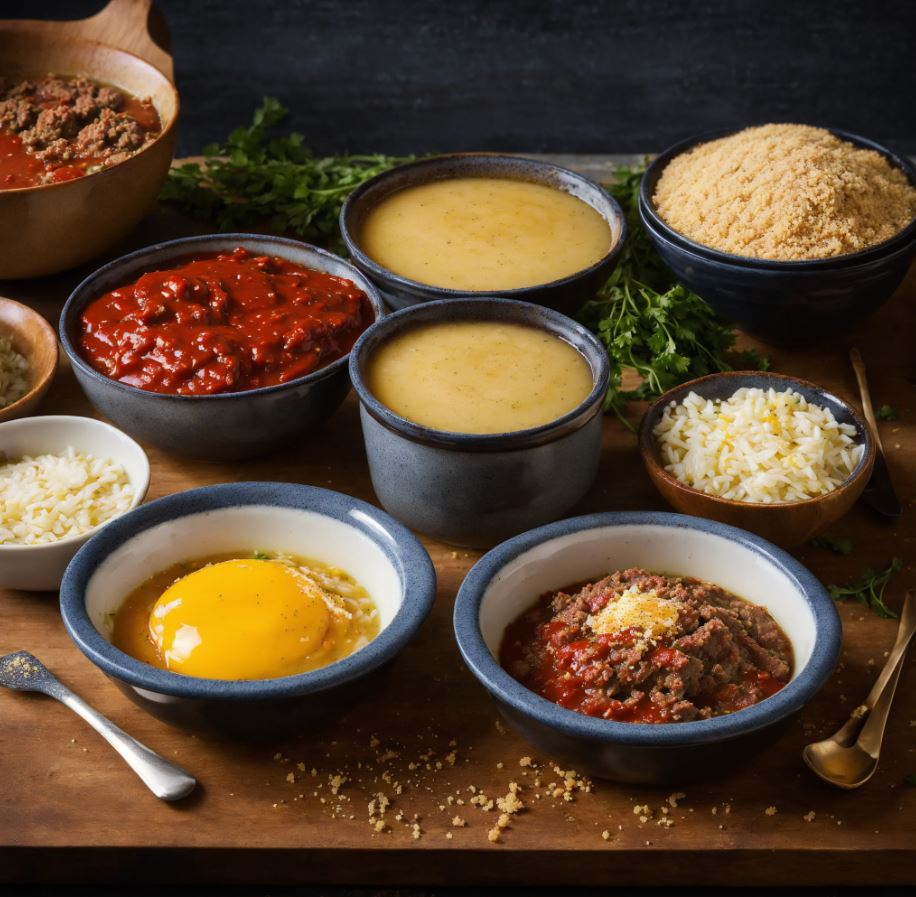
[348,298,610,547]
[339,154,626,316]
[59,234,384,460]
[60,482,436,739]
[454,512,842,784]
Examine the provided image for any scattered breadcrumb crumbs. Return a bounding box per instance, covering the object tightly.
[765,806,778,816]
[804,811,816,822]
[601,829,610,840]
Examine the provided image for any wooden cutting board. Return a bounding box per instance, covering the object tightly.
[0,158,914,887]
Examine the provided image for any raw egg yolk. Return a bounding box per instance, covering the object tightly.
[148,559,331,680]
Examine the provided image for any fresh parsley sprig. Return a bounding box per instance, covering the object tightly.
[577,165,768,427]
[827,557,902,619]
[161,98,411,243]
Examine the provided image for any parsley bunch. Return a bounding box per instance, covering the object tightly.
[578,166,767,427]
[161,98,411,243]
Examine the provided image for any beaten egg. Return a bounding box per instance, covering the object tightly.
[356,177,612,291]
[112,552,379,680]
[365,320,594,434]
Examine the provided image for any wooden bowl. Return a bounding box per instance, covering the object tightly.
[0,297,58,423]
[637,371,876,549]
[0,1,178,279]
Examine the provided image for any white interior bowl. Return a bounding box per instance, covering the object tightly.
[0,415,149,591]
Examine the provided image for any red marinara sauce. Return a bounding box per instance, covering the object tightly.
[78,248,374,395]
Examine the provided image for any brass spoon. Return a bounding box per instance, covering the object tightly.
[0,651,196,801]
[850,347,901,517]
[803,591,915,789]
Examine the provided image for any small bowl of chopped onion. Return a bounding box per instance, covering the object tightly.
[638,371,875,548]
[0,415,150,591]
[0,297,58,424]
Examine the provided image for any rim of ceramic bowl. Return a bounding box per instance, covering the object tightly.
[0,414,150,554]
[339,153,627,298]
[453,511,842,747]
[348,297,611,452]
[0,297,59,420]
[637,370,876,510]
[638,126,916,270]
[0,41,179,195]
[59,233,384,401]
[59,482,437,700]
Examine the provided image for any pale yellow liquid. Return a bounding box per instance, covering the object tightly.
[366,321,594,434]
[357,177,612,291]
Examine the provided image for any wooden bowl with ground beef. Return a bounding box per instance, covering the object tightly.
[0,1,178,278]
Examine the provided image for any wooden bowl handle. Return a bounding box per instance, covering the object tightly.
[73,0,174,80]
[0,0,174,81]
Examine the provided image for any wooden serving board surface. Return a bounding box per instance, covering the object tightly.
[0,158,914,887]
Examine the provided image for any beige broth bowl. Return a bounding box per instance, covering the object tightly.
[0,28,178,279]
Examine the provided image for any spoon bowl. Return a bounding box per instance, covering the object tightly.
[803,591,915,789]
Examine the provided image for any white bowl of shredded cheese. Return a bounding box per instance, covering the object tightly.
[638,372,875,548]
[0,415,149,590]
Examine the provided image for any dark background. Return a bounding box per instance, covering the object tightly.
[3,0,916,157]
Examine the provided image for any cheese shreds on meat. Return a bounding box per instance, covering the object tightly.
[586,586,682,645]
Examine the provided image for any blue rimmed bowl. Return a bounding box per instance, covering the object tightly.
[638,127,916,343]
[340,153,626,316]
[348,298,611,548]
[59,234,384,460]
[454,511,841,784]
[60,482,436,739]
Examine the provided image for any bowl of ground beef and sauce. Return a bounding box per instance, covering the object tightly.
[454,511,841,784]
[60,234,383,459]
[638,124,916,342]
[0,29,178,278]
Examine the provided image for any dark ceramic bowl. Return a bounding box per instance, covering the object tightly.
[638,371,875,548]
[349,298,610,548]
[339,154,626,316]
[59,234,384,460]
[638,128,916,343]
[454,511,841,785]
[60,482,436,739]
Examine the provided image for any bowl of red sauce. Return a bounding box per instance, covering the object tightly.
[60,235,383,460]
[453,511,841,784]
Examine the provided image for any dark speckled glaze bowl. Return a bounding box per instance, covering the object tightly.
[339,154,626,316]
[59,234,384,460]
[454,511,841,784]
[349,298,610,548]
[59,482,436,739]
[639,128,916,343]
[638,370,875,549]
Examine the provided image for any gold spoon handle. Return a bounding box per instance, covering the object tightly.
[856,592,916,757]
[849,347,883,450]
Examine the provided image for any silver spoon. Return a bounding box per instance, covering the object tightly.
[803,591,915,789]
[0,651,196,801]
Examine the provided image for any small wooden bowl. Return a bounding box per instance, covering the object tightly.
[637,371,876,549]
[0,0,178,279]
[0,297,58,423]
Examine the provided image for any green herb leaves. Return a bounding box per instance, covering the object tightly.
[809,536,855,556]
[161,98,411,243]
[877,404,899,421]
[577,165,768,426]
[827,557,902,619]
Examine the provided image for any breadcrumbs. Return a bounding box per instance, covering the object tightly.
[653,124,916,260]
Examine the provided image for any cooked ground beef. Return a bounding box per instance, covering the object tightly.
[500,568,793,723]
[0,74,160,188]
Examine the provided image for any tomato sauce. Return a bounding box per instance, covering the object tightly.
[78,248,374,395]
